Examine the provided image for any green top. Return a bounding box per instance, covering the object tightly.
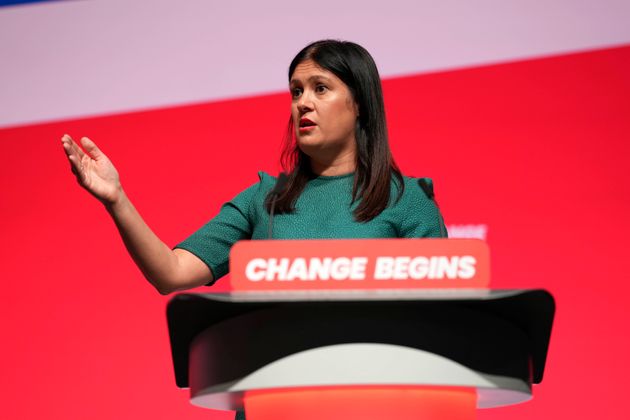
[175,171,447,284]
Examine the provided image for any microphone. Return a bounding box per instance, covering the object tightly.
[418,179,446,238]
[268,172,289,239]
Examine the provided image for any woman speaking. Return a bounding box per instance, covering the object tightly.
[61,39,447,295]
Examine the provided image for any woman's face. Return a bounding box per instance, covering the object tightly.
[290,59,359,162]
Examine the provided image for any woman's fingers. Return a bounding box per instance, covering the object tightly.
[72,141,86,160]
[61,140,72,158]
[70,136,86,160]
[62,135,90,182]
[61,135,73,154]
[67,153,88,184]
[80,137,103,160]
[62,139,79,168]
[62,134,86,160]
[68,152,83,174]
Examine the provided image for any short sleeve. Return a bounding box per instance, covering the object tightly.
[397,177,448,238]
[174,176,265,284]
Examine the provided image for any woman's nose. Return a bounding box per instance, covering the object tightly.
[297,90,314,112]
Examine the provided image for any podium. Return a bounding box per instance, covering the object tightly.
[166,240,555,419]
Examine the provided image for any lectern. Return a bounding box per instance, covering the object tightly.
[166,239,555,420]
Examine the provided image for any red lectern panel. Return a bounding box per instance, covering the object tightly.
[230,238,490,291]
[244,386,477,420]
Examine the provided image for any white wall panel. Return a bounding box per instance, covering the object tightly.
[1,0,629,127]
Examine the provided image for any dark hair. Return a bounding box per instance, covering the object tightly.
[266,39,404,222]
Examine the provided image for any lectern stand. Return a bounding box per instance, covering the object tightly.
[167,288,554,419]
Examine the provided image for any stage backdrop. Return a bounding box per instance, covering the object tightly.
[1,1,629,419]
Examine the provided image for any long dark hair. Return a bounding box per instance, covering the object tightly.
[266,39,404,222]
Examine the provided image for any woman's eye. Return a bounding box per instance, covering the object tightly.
[291,88,302,98]
[315,85,328,93]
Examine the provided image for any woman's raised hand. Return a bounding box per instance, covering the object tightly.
[61,134,123,206]
[60,134,213,294]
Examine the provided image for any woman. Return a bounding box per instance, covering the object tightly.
[61,39,447,296]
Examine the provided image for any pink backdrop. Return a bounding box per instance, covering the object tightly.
[1,45,629,419]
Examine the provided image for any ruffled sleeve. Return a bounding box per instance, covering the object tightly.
[397,177,448,238]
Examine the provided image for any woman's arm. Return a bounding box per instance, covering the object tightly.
[61,134,213,294]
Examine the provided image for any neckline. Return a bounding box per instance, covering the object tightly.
[310,172,355,181]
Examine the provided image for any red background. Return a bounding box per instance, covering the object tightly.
[1,46,629,419]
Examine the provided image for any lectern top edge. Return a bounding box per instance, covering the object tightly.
[167,289,555,388]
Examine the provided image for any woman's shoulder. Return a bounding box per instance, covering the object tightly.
[255,171,282,197]
[228,171,277,206]
[235,171,277,192]
[395,174,437,203]
[256,171,278,186]
[393,173,446,238]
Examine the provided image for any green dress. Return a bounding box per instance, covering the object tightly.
[175,171,447,285]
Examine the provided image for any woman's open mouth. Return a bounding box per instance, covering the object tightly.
[299,118,316,133]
